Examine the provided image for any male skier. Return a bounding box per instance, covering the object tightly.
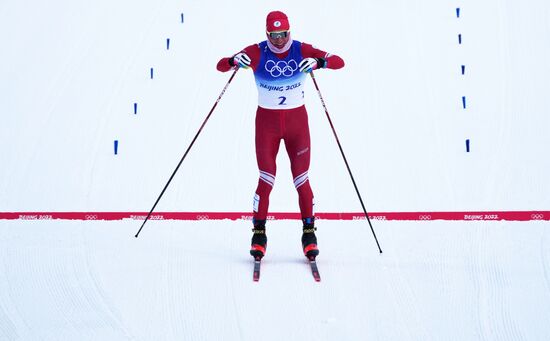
[217,10,344,260]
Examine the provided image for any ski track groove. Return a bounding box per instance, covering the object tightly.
[178,225,197,341]
[478,225,497,341]
[82,254,134,340]
[228,224,245,341]
[538,224,550,336]
[435,226,463,341]
[162,225,178,341]
[449,227,474,341]
[166,225,180,340]
[8,244,34,336]
[81,225,135,340]
[468,224,486,341]
[387,254,431,341]
[52,225,133,340]
[541,227,550,303]
[0,232,19,340]
[0,289,18,341]
[41,245,77,339]
[479,224,524,341]
[53,230,115,339]
[384,257,412,340]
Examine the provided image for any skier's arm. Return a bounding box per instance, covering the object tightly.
[300,43,345,70]
[216,44,261,72]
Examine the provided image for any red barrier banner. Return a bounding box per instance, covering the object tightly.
[0,211,547,221]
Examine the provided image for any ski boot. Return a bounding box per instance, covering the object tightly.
[250,219,267,260]
[301,217,319,260]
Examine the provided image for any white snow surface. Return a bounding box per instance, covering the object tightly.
[1,220,550,341]
[1,0,550,339]
[1,0,550,212]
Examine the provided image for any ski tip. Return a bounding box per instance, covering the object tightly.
[313,272,321,282]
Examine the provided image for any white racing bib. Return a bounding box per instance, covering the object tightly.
[254,40,307,109]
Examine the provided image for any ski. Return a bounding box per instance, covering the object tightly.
[253,258,261,282]
[308,257,321,282]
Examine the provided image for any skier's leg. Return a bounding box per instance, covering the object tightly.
[284,106,314,220]
[253,107,281,221]
[284,106,319,258]
[251,107,281,258]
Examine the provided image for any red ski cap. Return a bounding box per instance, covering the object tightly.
[266,11,290,32]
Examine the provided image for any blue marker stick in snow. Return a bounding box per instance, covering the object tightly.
[466,139,470,152]
[167,38,170,50]
[134,103,137,114]
[456,8,460,18]
[114,140,119,155]
[462,96,467,109]
[181,13,184,23]
[458,34,462,44]
[150,67,154,79]
[461,65,465,75]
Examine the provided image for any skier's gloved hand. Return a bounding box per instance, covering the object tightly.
[299,58,326,73]
[229,52,251,69]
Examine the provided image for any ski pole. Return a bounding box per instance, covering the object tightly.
[135,68,239,238]
[309,72,383,253]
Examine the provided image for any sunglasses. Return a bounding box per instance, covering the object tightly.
[268,31,289,39]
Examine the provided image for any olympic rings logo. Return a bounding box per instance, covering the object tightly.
[196,215,209,220]
[531,214,544,220]
[85,215,98,220]
[419,215,432,220]
[265,59,298,77]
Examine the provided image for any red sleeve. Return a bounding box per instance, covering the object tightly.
[300,43,345,70]
[216,44,262,72]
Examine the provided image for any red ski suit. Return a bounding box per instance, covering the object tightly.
[217,42,344,221]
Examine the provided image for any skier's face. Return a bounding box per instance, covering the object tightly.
[267,31,290,48]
